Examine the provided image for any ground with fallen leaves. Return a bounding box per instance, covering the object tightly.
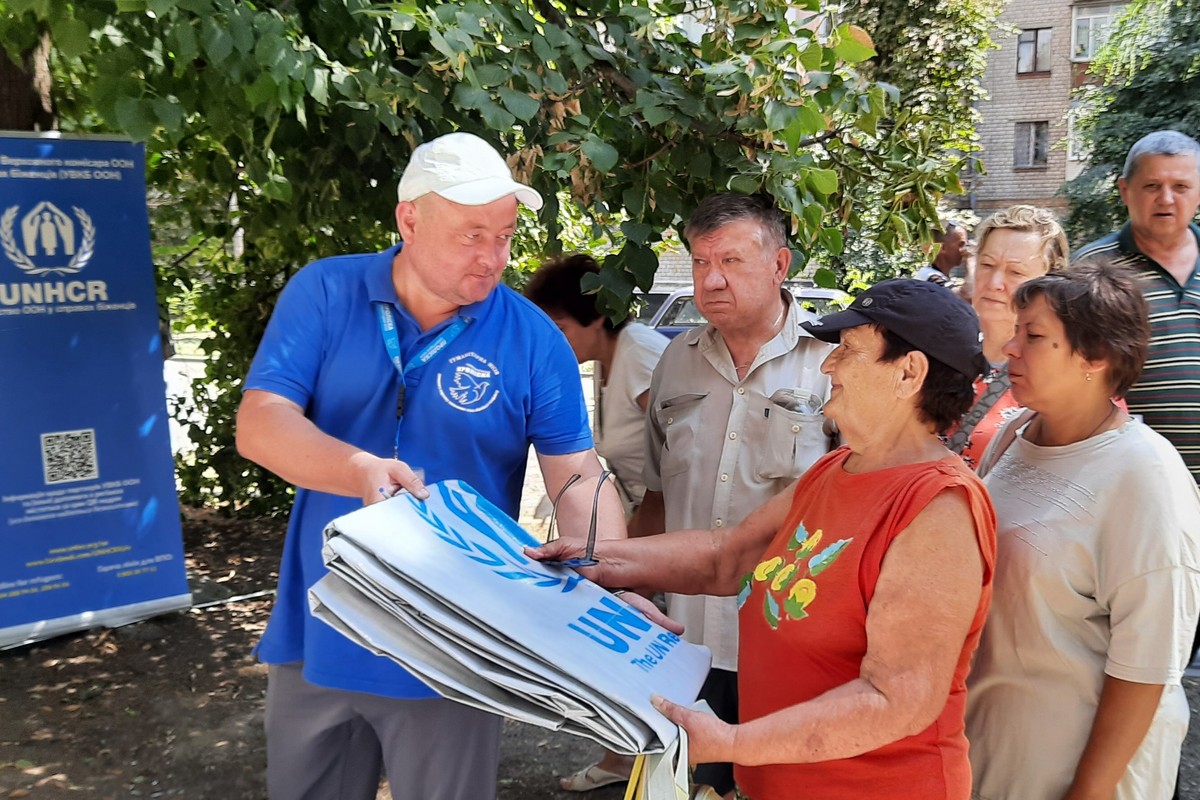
[2,507,1198,799]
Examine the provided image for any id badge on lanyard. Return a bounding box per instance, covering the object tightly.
[375,302,471,458]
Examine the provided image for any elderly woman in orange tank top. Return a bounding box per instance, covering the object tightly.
[530,279,997,800]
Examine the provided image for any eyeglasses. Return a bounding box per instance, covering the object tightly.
[542,470,613,568]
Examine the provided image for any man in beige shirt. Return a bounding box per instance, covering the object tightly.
[635,192,834,798]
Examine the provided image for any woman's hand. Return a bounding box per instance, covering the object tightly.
[651,695,737,765]
[524,539,590,564]
[524,543,685,634]
[617,592,683,635]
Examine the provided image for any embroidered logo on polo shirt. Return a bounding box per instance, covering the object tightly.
[438,352,500,413]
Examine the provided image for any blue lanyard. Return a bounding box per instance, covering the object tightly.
[375,302,471,458]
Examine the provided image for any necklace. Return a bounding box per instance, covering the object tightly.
[732,302,786,374]
[1084,402,1120,439]
[1032,402,1119,446]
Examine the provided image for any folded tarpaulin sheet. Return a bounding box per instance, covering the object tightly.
[308,479,711,755]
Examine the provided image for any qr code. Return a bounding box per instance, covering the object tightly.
[41,429,99,484]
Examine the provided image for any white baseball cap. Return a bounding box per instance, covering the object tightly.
[396,132,543,210]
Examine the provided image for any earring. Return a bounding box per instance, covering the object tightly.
[1085,373,1093,382]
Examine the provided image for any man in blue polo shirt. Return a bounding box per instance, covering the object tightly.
[236,132,626,800]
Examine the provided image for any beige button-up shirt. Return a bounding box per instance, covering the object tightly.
[643,295,834,670]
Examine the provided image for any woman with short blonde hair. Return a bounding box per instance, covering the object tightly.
[946,205,1070,468]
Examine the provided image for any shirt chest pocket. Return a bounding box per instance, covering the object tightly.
[656,392,707,478]
[754,394,830,481]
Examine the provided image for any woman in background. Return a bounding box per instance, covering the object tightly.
[945,205,1068,468]
[525,253,668,792]
[966,259,1200,799]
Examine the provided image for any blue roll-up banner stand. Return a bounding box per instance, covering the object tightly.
[0,133,191,648]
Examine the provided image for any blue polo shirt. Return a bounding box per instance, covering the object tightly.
[244,244,592,698]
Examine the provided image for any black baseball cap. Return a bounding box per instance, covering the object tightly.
[801,279,987,379]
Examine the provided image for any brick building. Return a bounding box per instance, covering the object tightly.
[649,3,1132,282]
[970,1,1126,214]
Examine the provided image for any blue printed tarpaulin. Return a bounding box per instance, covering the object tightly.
[309,479,710,754]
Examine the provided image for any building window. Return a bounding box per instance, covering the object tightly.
[1073,3,1126,61]
[1014,122,1050,168]
[1066,100,1091,162]
[1017,28,1053,74]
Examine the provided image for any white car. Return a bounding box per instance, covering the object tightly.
[648,282,849,338]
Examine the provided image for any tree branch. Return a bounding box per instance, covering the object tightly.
[529,0,568,29]
[595,64,637,101]
[170,238,214,271]
[626,140,674,169]
[717,125,849,153]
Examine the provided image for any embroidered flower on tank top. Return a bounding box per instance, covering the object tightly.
[738,521,853,629]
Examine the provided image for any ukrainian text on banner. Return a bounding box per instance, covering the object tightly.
[0,133,190,648]
[311,480,711,755]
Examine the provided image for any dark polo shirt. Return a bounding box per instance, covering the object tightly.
[1075,222,1200,484]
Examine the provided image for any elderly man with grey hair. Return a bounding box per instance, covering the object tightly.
[1074,129,1200,800]
[1074,129,1200,484]
[625,192,834,799]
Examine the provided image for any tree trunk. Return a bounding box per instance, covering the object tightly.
[0,31,57,131]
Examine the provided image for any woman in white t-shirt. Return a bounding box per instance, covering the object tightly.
[966,258,1200,800]
[525,254,669,791]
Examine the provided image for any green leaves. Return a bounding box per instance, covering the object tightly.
[812,267,839,290]
[818,228,844,257]
[113,96,157,142]
[832,24,876,64]
[12,0,1000,515]
[620,221,654,246]
[581,137,619,173]
[807,168,839,196]
[153,99,184,134]
[452,83,489,109]
[49,16,90,59]
[201,17,232,64]
[497,87,540,122]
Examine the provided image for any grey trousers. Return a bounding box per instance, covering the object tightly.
[265,663,504,800]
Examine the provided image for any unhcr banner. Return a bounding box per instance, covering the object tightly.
[310,479,711,755]
[0,134,190,648]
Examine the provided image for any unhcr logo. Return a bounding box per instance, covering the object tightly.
[1,201,95,276]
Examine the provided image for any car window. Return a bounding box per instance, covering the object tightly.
[657,297,706,326]
[798,297,838,316]
[632,292,669,323]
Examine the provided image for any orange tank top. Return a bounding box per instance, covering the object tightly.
[736,447,996,800]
